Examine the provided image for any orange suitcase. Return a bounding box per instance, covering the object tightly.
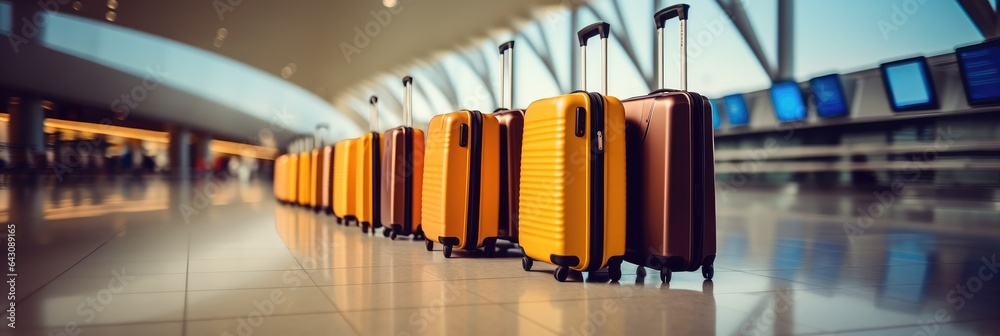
[286,147,299,206]
[297,138,313,207]
[380,76,425,240]
[422,108,501,258]
[493,41,525,244]
[356,96,383,234]
[274,154,287,203]
[519,22,627,282]
[332,139,358,225]
[312,124,331,213]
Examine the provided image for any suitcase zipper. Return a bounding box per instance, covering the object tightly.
[689,94,706,271]
[403,128,413,234]
[464,111,484,250]
[586,92,605,272]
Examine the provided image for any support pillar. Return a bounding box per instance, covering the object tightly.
[776,0,795,81]
[7,96,47,170]
[168,125,191,178]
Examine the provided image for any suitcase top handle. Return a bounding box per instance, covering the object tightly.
[369,95,380,133]
[655,4,690,91]
[401,76,413,127]
[577,22,611,95]
[498,40,515,110]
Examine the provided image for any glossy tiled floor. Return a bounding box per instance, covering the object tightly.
[6,175,1000,335]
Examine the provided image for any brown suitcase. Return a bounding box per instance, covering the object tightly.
[492,41,524,243]
[320,144,335,214]
[313,124,331,213]
[380,76,426,240]
[622,4,716,283]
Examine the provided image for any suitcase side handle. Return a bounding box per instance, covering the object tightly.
[401,76,414,127]
[369,95,380,133]
[655,4,690,91]
[498,40,515,110]
[577,22,611,95]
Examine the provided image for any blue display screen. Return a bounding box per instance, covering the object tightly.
[957,41,1000,105]
[710,99,721,130]
[770,81,807,122]
[723,94,749,127]
[810,74,849,118]
[882,58,937,111]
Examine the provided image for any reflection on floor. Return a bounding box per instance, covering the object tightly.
[6,175,1000,335]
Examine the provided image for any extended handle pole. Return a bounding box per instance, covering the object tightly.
[402,76,413,127]
[369,96,379,132]
[577,22,611,95]
[655,4,690,91]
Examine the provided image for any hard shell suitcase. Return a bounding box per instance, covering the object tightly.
[519,22,627,282]
[493,41,525,243]
[332,139,358,225]
[309,148,321,210]
[380,76,426,240]
[422,107,501,258]
[297,138,313,207]
[274,154,287,203]
[312,124,331,213]
[286,149,299,205]
[356,97,383,234]
[320,144,335,214]
[623,4,716,283]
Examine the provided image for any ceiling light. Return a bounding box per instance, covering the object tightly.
[105,11,117,22]
[383,0,397,8]
[107,0,118,9]
[72,1,82,10]
[217,28,228,39]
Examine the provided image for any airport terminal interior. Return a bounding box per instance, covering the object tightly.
[2,0,1000,335]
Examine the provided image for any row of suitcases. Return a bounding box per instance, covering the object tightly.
[274,4,715,283]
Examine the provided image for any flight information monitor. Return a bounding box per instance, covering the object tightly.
[722,94,749,127]
[809,74,850,118]
[770,81,807,122]
[710,99,721,130]
[880,57,939,112]
[956,40,1000,106]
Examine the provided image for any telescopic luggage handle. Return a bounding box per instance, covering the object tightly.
[315,123,329,147]
[577,22,611,95]
[401,76,414,127]
[655,4,691,91]
[498,41,515,110]
[369,96,380,132]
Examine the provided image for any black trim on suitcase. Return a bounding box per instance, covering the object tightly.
[371,132,382,229]
[586,92,606,272]
[402,128,414,235]
[464,111,484,250]
[688,94,706,271]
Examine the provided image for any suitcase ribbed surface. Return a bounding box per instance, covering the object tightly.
[420,126,447,237]
[519,110,569,254]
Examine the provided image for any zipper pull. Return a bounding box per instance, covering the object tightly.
[597,131,604,151]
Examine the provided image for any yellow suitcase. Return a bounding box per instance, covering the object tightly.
[297,139,313,207]
[320,145,335,214]
[355,96,383,234]
[273,154,287,202]
[421,109,501,258]
[519,22,626,282]
[286,152,299,205]
[332,139,358,225]
[311,124,332,213]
